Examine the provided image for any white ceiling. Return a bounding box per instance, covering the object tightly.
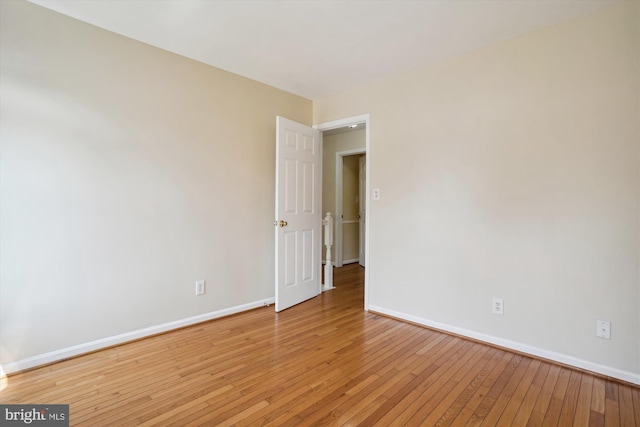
[30,0,619,100]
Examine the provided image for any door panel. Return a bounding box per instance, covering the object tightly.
[284,159,297,213]
[275,116,321,311]
[302,161,315,213]
[283,231,297,287]
[302,229,314,281]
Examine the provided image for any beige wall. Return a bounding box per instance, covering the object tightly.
[314,3,640,382]
[342,154,361,262]
[0,1,312,368]
[321,129,366,218]
[321,129,366,263]
[343,155,361,221]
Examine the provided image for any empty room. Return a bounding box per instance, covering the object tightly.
[1,0,638,425]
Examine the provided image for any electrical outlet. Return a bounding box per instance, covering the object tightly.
[373,188,380,200]
[195,280,205,296]
[596,320,611,339]
[492,298,504,315]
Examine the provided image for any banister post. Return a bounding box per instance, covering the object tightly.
[322,212,334,291]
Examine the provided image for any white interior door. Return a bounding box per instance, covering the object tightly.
[275,116,321,312]
[359,155,366,267]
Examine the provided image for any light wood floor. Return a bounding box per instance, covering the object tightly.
[2,264,639,426]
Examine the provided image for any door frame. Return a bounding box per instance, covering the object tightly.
[314,114,371,310]
[335,149,365,267]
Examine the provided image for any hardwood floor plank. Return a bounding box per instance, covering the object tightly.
[605,381,621,427]
[558,371,583,425]
[340,394,388,426]
[510,362,550,426]
[406,345,490,425]
[618,385,637,427]
[592,377,607,416]
[423,348,501,426]
[476,356,533,426]
[374,340,478,426]
[464,353,523,426]
[604,399,620,427]
[137,384,233,426]
[541,367,573,426]
[208,399,270,427]
[314,369,400,425]
[573,374,594,427]
[493,359,542,425]
[450,351,515,426]
[527,364,562,427]
[360,339,470,425]
[1,264,637,426]
[632,388,640,425]
[355,364,422,426]
[415,344,494,421]
[589,410,606,427]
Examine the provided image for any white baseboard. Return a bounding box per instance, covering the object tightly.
[368,305,640,386]
[0,365,7,391]
[342,259,359,265]
[3,297,275,375]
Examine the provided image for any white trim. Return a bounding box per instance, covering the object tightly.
[317,124,324,297]
[313,115,368,132]
[369,305,640,386]
[3,298,275,375]
[315,114,371,311]
[0,365,6,391]
[342,219,359,224]
[335,148,366,268]
[342,258,360,265]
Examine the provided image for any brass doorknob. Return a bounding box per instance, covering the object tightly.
[279,220,288,227]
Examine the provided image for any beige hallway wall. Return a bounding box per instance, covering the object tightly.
[342,154,362,263]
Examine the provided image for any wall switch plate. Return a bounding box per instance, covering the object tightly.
[596,320,611,339]
[195,280,205,296]
[492,298,504,315]
[373,188,380,200]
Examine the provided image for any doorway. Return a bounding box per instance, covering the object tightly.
[315,114,370,310]
[334,150,365,267]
